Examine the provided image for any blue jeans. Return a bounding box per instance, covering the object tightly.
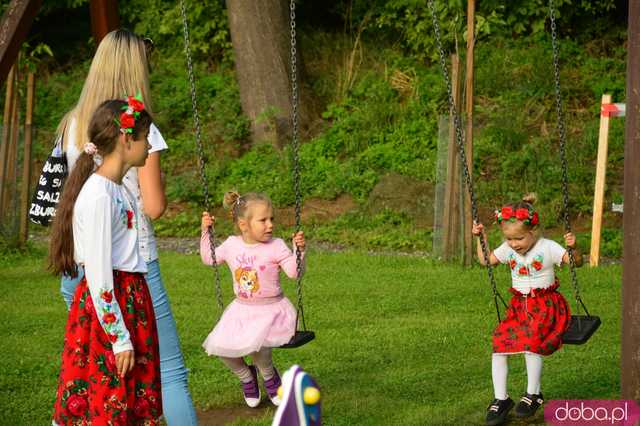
[61,260,199,426]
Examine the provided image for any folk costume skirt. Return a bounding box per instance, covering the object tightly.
[52,271,162,425]
[492,281,570,356]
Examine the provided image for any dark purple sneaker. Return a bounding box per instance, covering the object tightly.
[264,368,282,406]
[242,365,261,408]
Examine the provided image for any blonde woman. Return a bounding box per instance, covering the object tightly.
[58,29,198,425]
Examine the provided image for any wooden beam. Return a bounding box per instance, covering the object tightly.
[0,64,15,221]
[590,93,612,267]
[89,0,120,45]
[2,63,20,224]
[621,0,640,401]
[0,0,42,83]
[442,54,462,260]
[19,72,33,245]
[463,0,475,266]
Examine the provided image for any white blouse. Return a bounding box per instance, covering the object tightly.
[66,119,168,263]
[73,174,147,354]
[493,238,566,294]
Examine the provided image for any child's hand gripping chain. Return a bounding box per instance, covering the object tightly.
[472,194,582,426]
[200,191,307,408]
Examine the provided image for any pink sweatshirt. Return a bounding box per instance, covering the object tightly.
[200,233,304,301]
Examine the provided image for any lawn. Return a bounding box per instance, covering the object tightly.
[0,244,621,425]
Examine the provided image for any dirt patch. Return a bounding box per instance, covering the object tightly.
[196,404,271,425]
[276,194,357,226]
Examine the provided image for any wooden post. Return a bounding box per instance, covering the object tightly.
[3,62,20,224]
[19,72,33,244]
[0,0,42,82]
[89,0,120,45]
[0,64,15,220]
[442,54,462,260]
[590,93,612,267]
[621,0,640,401]
[463,0,475,266]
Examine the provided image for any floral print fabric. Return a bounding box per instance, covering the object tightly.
[492,281,570,355]
[52,271,161,425]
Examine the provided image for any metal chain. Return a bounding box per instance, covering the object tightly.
[180,0,224,310]
[548,0,586,315]
[290,0,307,330]
[427,0,506,321]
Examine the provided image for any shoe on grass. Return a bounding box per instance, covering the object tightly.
[242,365,261,408]
[264,368,283,406]
[514,393,543,418]
[486,397,514,426]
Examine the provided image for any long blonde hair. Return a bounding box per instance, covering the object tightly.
[58,29,153,151]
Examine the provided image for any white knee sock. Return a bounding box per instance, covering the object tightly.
[219,356,253,383]
[524,353,543,395]
[492,354,509,400]
[250,348,275,380]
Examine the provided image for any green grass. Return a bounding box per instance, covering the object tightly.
[0,245,621,425]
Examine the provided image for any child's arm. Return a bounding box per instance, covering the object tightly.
[83,195,133,358]
[472,222,500,266]
[278,232,306,279]
[562,232,583,267]
[200,211,226,265]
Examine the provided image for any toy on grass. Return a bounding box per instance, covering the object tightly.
[272,365,321,426]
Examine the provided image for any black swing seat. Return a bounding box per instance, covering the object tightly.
[280,330,315,349]
[562,315,601,345]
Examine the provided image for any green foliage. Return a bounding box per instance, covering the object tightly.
[310,209,432,251]
[120,0,233,63]
[470,37,625,227]
[29,2,628,249]
[339,0,623,62]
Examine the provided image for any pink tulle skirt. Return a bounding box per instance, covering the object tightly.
[202,296,297,358]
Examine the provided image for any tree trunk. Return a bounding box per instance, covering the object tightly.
[225,0,317,147]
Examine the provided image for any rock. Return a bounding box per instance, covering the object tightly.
[365,172,435,227]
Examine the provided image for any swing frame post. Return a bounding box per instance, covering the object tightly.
[463,0,475,267]
[590,94,612,267]
[89,0,120,45]
[18,72,34,246]
[621,0,640,400]
[442,53,462,261]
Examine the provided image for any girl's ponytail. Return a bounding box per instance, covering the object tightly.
[48,153,95,277]
[48,98,152,277]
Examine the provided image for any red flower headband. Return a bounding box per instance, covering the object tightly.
[115,92,145,134]
[494,205,539,226]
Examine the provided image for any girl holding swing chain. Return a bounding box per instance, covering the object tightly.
[200,191,306,408]
[472,193,582,425]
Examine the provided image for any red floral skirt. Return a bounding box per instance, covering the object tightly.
[492,281,570,356]
[52,271,162,425]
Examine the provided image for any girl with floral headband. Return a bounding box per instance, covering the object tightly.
[56,29,198,424]
[471,193,583,426]
[200,191,306,408]
[49,99,162,424]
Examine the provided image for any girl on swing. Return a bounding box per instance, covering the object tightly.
[49,99,161,424]
[472,193,583,426]
[200,191,306,408]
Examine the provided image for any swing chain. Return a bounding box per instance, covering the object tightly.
[290,0,307,330]
[180,0,224,310]
[428,0,507,322]
[548,0,583,312]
